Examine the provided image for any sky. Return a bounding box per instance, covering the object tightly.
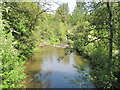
[40,0,77,13]
[55,0,77,13]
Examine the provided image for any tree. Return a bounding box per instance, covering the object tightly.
[55,3,69,23]
[84,2,120,88]
[70,1,120,88]
[1,3,25,88]
[2,2,43,59]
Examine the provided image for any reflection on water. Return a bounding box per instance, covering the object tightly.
[25,46,93,88]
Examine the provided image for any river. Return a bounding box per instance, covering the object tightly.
[24,46,94,88]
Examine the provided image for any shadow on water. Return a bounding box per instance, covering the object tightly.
[25,46,94,88]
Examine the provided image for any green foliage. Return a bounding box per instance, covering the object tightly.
[69,2,120,88]
[89,46,119,88]
[55,3,69,23]
[50,38,59,45]
[67,39,73,45]
[33,12,68,45]
[0,11,25,88]
[1,2,41,88]
[2,2,40,60]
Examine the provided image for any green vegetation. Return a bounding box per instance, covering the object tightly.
[0,5,25,88]
[0,1,120,89]
[1,2,43,88]
[68,2,120,88]
[33,3,69,45]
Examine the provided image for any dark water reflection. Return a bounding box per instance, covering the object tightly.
[25,46,93,88]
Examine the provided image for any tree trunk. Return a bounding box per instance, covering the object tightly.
[118,2,120,63]
[107,3,113,65]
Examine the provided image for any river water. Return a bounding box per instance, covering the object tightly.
[25,46,93,88]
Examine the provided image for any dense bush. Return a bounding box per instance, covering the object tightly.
[0,9,25,88]
[70,2,120,88]
[1,2,40,88]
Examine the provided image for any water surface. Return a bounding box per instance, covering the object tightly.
[25,46,93,88]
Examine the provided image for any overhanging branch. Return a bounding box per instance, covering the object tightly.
[84,36,117,46]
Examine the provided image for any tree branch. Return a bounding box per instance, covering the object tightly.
[30,9,46,29]
[84,36,117,46]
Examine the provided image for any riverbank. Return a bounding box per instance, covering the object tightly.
[39,42,73,48]
[38,42,90,60]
